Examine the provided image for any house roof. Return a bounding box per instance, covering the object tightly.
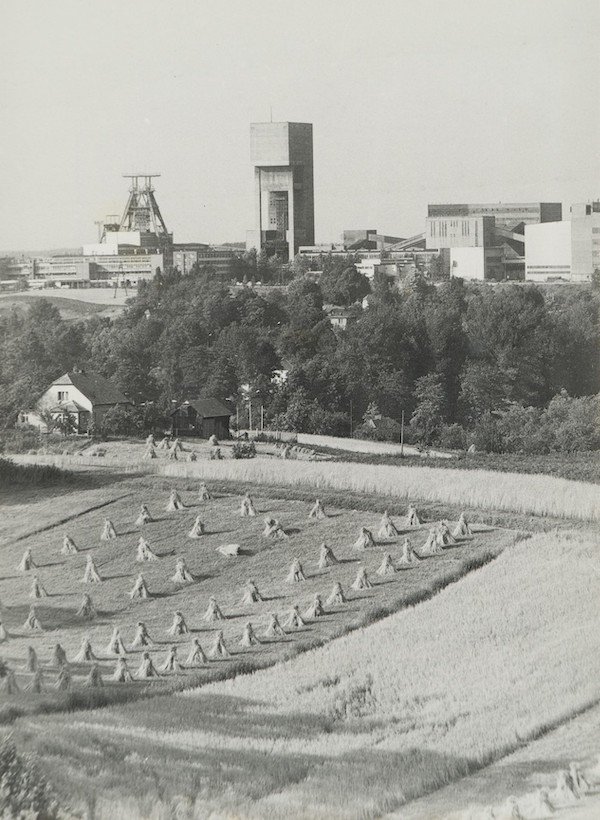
[51,370,130,406]
[324,304,353,317]
[172,398,232,418]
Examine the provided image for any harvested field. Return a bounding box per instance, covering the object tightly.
[0,474,509,717]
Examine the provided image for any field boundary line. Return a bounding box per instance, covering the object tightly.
[12,492,134,543]
[389,691,600,817]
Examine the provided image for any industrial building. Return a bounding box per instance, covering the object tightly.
[425,202,563,281]
[23,175,236,289]
[25,175,173,289]
[172,244,236,279]
[246,121,315,262]
[525,202,600,283]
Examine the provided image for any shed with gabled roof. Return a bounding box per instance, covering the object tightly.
[170,398,232,439]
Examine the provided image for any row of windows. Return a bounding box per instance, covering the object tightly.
[474,207,538,213]
[430,219,475,235]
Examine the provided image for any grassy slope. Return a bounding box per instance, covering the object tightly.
[0,293,125,320]
[400,701,600,818]
[8,528,599,819]
[0,473,509,721]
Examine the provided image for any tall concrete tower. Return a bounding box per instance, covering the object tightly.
[246,122,314,262]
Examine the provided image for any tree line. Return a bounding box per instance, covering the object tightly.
[1,263,599,453]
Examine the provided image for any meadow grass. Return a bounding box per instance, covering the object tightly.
[160,458,600,522]
[314,447,600,485]
[0,457,74,489]
[14,448,600,522]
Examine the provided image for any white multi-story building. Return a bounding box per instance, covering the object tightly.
[525,202,600,283]
[524,221,573,282]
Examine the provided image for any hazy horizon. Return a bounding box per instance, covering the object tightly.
[1,0,598,253]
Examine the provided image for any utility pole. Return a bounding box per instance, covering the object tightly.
[260,404,264,432]
[248,402,252,433]
[350,399,353,438]
[400,409,405,457]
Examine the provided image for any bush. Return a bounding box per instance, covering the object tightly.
[472,412,503,453]
[438,424,468,451]
[231,440,257,459]
[355,416,403,443]
[97,405,143,438]
[490,393,600,455]
[0,428,41,454]
[544,392,600,453]
[305,405,350,437]
[496,404,548,454]
[0,738,63,818]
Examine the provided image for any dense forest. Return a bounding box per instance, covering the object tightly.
[1,262,599,453]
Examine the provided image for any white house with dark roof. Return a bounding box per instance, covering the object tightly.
[18,368,132,434]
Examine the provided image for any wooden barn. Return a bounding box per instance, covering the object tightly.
[170,398,232,439]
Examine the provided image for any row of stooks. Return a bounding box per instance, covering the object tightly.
[7,487,474,612]
[0,597,320,695]
[143,434,223,462]
[0,570,384,695]
[2,512,469,636]
[0,486,475,693]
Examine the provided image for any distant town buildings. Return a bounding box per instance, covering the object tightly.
[0,123,597,290]
[298,230,437,289]
[246,121,315,262]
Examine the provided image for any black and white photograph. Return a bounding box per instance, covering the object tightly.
[0,1,599,817]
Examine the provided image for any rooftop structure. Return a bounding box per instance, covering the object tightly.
[118,175,169,237]
[427,202,562,229]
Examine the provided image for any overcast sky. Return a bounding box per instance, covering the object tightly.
[1,0,598,251]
